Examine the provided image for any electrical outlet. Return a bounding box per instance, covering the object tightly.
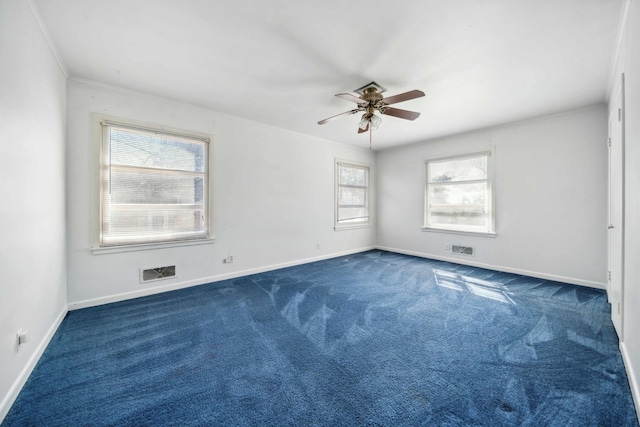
[223,255,234,264]
[445,243,451,250]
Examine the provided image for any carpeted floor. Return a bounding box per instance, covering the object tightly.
[3,250,638,426]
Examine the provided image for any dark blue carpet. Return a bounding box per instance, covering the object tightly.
[3,250,638,426]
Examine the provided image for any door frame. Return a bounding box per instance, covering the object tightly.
[608,73,625,339]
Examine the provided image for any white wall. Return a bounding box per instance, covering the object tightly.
[0,0,68,420]
[609,0,640,416]
[66,79,376,306]
[376,105,607,287]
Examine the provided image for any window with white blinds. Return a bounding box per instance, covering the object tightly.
[335,160,370,228]
[424,151,495,234]
[99,120,210,247]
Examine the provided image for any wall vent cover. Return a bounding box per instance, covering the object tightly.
[140,265,176,283]
[451,245,474,256]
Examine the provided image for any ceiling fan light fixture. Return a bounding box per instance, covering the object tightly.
[370,114,382,128]
[358,116,370,130]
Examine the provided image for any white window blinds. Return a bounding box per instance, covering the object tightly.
[100,121,209,246]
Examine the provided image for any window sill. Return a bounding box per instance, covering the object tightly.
[421,227,496,238]
[92,237,215,255]
[334,224,372,231]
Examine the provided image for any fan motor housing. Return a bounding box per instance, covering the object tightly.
[360,87,384,102]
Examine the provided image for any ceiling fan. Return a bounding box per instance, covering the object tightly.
[317,82,425,133]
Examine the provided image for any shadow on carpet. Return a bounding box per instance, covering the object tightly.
[3,250,638,426]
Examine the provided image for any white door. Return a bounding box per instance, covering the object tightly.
[608,75,624,339]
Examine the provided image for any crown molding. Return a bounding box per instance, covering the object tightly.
[24,0,69,78]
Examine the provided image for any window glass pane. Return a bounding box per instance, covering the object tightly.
[110,128,205,172]
[429,182,486,206]
[339,187,366,206]
[429,155,487,183]
[110,170,204,205]
[429,182,487,227]
[339,164,368,186]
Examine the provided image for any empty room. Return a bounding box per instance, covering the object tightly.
[1,0,639,425]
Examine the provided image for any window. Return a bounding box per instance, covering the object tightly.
[99,118,210,247]
[424,151,494,235]
[335,160,370,228]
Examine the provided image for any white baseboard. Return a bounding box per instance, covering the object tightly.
[621,341,640,423]
[376,246,606,289]
[0,306,68,423]
[68,246,376,310]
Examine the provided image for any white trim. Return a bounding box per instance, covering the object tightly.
[376,245,606,289]
[424,150,492,165]
[421,227,496,238]
[100,119,210,143]
[607,73,626,339]
[607,0,632,99]
[335,159,371,168]
[69,246,376,310]
[92,237,215,254]
[334,224,372,231]
[620,341,640,424]
[0,306,68,423]
[23,0,69,78]
[620,72,626,340]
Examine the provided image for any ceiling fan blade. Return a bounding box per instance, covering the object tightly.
[335,93,365,104]
[358,123,369,134]
[317,109,360,125]
[382,107,421,121]
[382,90,425,105]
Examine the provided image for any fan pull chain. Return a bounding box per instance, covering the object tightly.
[369,124,372,150]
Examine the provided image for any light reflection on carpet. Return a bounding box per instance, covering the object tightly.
[434,269,516,304]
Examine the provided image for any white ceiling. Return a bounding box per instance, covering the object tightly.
[34,0,623,150]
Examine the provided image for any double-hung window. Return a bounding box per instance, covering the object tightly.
[335,160,370,228]
[424,151,494,235]
[99,118,210,247]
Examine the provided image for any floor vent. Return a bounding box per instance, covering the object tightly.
[140,265,176,283]
[451,245,474,256]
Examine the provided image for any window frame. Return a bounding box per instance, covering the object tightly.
[422,150,496,237]
[92,114,214,253]
[334,159,372,230]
